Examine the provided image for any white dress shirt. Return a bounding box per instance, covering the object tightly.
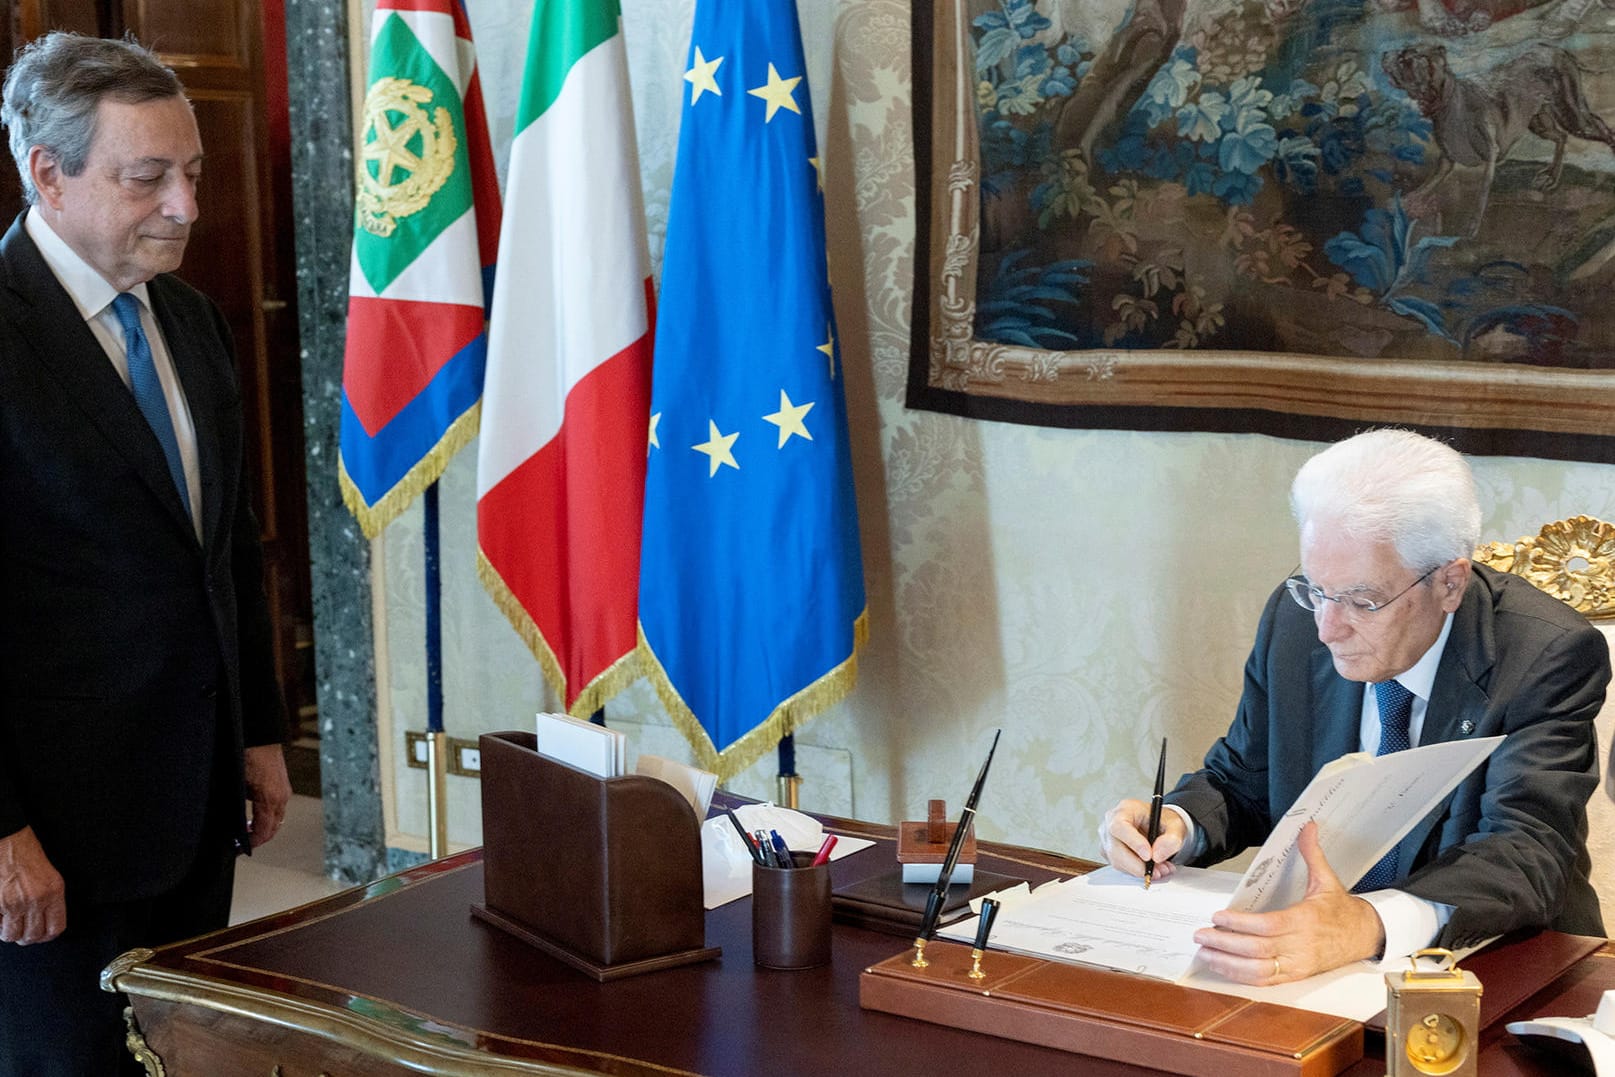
[26,208,202,538]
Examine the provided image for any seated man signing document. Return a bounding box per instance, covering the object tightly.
[1102,429,1609,985]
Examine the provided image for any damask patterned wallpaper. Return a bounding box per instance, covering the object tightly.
[375,0,1615,872]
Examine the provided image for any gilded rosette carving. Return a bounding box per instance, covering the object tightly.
[1474,516,1615,619]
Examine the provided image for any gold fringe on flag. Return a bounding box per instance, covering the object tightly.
[338,402,482,540]
[638,610,869,783]
[476,550,644,718]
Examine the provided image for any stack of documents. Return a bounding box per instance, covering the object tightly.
[535,712,626,779]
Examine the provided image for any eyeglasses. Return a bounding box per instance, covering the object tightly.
[1284,563,1442,617]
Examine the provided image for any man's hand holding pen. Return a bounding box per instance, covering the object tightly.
[1098,799,1188,883]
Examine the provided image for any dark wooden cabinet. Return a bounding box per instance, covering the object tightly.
[3,0,316,743]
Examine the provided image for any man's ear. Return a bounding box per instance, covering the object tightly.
[28,146,65,210]
[1438,557,1472,613]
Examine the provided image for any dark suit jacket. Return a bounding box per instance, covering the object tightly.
[0,214,283,905]
[1166,564,1609,947]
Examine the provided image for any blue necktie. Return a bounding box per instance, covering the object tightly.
[111,293,189,508]
[1354,678,1414,892]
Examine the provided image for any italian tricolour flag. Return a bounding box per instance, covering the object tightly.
[475,0,654,714]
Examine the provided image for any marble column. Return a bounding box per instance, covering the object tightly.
[284,4,387,884]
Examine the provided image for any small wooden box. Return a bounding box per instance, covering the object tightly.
[897,799,977,884]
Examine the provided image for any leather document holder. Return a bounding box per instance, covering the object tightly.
[472,731,721,981]
[832,867,1027,936]
[861,940,1363,1077]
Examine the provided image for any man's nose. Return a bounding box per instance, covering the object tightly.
[1314,601,1352,643]
[164,177,199,225]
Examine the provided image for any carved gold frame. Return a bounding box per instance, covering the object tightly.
[1475,516,1615,620]
[905,1,1615,460]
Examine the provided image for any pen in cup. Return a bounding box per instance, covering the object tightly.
[769,830,792,868]
[727,809,765,865]
[754,829,778,867]
[810,834,837,867]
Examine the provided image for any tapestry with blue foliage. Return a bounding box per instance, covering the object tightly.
[965,0,1615,367]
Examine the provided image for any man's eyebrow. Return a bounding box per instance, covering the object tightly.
[120,153,207,169]
[1307,579,1382,597]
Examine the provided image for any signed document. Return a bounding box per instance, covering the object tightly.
[939,868,1484,1019]
[940,736,1504,1018]
[939,866,1236,980]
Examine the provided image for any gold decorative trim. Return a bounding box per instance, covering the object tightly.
[1474,515,1615,619]
[122,1005,165,1077]
[639,610,869,783]
[103,947,157,994]
[104,957,699,1077]
[338,399,482,539]
[475,551,643,718]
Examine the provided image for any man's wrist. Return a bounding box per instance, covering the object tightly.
[1161,804,1201,862]
[1357,888,1444,961]
[1354,895,1388,961]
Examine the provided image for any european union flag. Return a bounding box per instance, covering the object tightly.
[639,0,867,781]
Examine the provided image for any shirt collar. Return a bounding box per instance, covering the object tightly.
[25,207,152,319]
[1392,612,1455,700]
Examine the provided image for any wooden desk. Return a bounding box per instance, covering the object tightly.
[105,821,1614,1076]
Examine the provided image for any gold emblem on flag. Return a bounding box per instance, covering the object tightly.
[356,76,458,237]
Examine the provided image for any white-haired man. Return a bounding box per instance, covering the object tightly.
[1103,429,1608,985]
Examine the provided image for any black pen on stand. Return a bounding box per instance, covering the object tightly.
[1143,737,1167,890]
[967,897,1002,981]
[913,729,1002,968]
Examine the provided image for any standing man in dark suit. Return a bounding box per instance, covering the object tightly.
[1102,429,1608,985]
[0,32,291,1075]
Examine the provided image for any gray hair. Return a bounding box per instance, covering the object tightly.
[1,33,183,205]
[1290,429,1481,571]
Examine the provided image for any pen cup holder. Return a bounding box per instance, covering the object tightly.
[752,852,832,970]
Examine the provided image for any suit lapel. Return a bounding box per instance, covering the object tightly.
[1311,643,1363,773]
[1399,579,1494,874]
[149,279,224,548]
[0,215,198,544]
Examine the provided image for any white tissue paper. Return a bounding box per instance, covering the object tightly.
[699,803,874,908]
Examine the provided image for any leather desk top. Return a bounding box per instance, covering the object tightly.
[113,816,1615,1076]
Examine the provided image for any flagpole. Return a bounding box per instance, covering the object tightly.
[342,0,496,861]
[776,734,801,809]
[424,483,449,858]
